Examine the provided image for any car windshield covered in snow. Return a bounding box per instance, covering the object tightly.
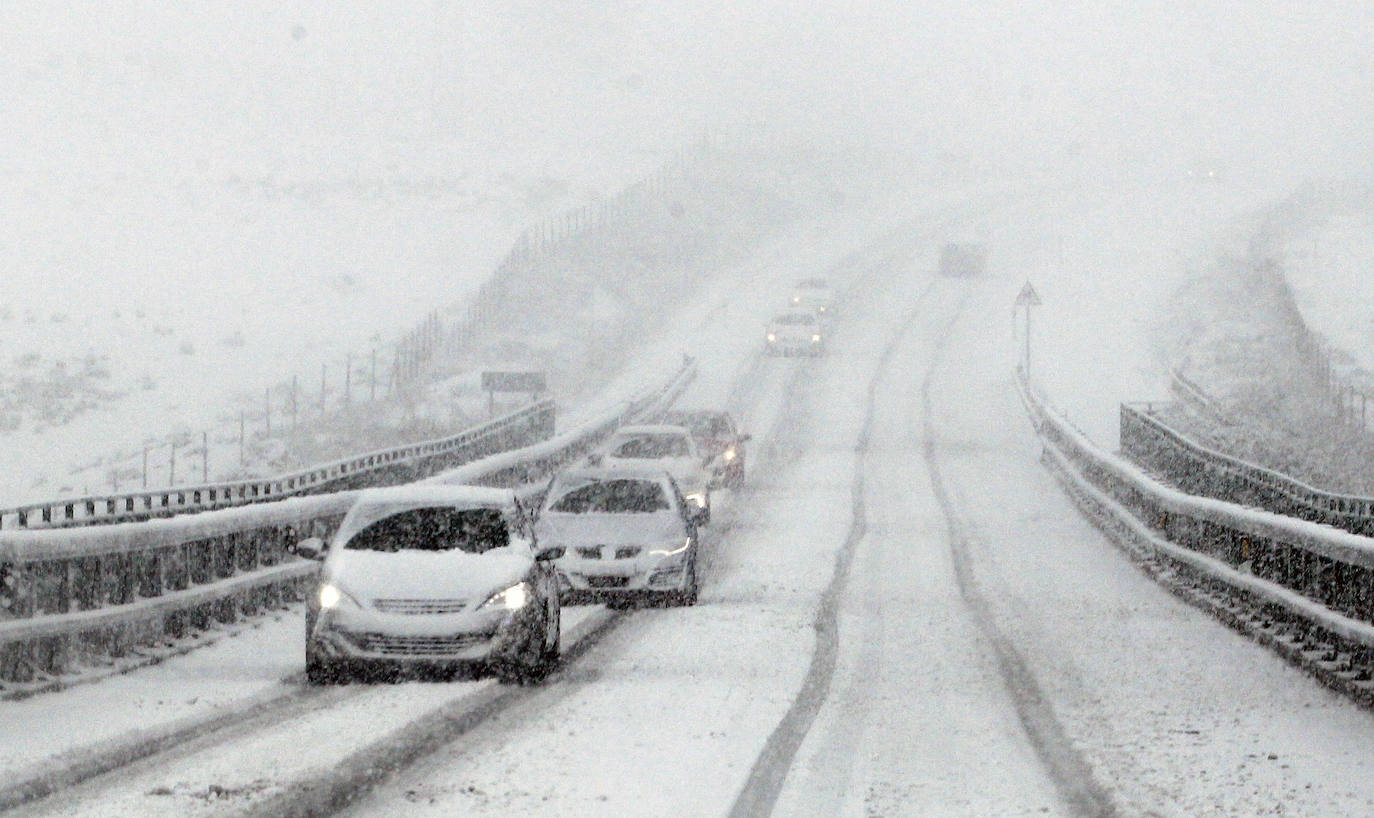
[610,434,691,459]
[342,507,510,553]
[548,478,670,513]
[774,312,817,326]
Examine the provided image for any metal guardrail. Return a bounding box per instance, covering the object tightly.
[1120,402,1374,536]
[0,400,556,531]
[1019,368,1374,662]
[0,360,696,688]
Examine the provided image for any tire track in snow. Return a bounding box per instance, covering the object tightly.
[727,279,936,818]
[919,293,1118,818]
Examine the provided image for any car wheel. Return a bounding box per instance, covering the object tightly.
[673,553,699,607]
[498,606,558,685]
[541,596,561,664]
[306,650,342,685]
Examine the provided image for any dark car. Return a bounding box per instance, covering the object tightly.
[656,409,750,489]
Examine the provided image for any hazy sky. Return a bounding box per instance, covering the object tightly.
[0,1,1370,184]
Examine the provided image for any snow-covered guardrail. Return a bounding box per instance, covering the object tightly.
[1120,403,1374,537]
[0,400,557,531]
[0,360,696,688]
[1019,369,1374,665]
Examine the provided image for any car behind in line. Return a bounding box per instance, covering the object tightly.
[536,464,705,606]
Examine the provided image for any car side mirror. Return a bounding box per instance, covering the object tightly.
[296,536,327,561]
[535,546,566,561]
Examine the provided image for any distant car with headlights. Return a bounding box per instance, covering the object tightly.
[536,465,705,605]
[298,485,563,685]
[766,309,826,356]
[790,277,833,315]
[655,409,750,489]
[590,424,713,520]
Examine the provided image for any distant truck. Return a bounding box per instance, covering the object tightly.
[938,243,987,278]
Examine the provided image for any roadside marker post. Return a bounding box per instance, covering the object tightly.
[1014,281,1042,379]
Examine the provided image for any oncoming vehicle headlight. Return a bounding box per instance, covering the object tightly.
[318,583,361,611]
[479,582,530,612]
[766,332,777,342]
[811,334,822,343]
[723,447,737,462]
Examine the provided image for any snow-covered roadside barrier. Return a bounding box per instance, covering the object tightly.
[0,360,695,693]
[0,400,556,531]
[1019,369,1374,676]
[1120,402,1374,537]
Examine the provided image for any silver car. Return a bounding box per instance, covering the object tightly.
[299,485,563,684]
[536,465,705,606]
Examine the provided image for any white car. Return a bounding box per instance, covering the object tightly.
[590,424,713,519]
[299,485,563,684]
[790,277,833,315]
[765,309,827,356]
[536,465,705,605]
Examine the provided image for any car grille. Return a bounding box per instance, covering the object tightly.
[586,575,629,588]
[372,599,468,615]
[576,546,603,560]
[353,632,488,656]
[614,546,642,559]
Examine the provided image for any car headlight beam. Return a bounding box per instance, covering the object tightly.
[650,539,691,557]
[479,581,531,611]
[318,583,361,611]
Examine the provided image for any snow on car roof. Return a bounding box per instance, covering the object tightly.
[352,484,516,509]
[611,424,693,436]
[557,462,676,482]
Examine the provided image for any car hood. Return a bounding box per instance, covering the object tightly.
[537,512,684,546]
[324,548,530,602]
[601,455,706,486]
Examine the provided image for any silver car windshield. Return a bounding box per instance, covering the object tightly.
[547,478,670,513]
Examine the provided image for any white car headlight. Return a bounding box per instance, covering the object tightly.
[766,332,777,342]
[649,539,691,557]
[811,334,822,343]
[479,582,530,611]
[723,447,737,462]
[318,583,362,611]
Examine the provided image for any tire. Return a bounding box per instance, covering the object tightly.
[541,596,561,664]
[673,553,699,607]
[306,651,342,685]
[497,605,558,684]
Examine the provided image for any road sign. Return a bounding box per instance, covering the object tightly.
[1014,281,1042,307]
[481,371,547,393]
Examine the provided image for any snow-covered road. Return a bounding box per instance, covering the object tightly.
[10,183,1374,817]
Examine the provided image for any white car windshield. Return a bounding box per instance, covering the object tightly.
[774,313,817,326]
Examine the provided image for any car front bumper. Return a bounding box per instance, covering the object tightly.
[308,605,542,665]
